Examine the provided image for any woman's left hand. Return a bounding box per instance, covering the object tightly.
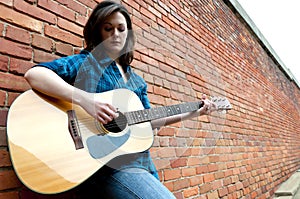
[199,94,216,115]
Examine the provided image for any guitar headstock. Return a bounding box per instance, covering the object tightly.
[210,96,232,111]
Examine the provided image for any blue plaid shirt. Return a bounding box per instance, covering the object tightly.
[36,50,158,179]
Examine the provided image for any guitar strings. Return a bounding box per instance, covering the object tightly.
[76,117,129,130]
[74,98,231,132]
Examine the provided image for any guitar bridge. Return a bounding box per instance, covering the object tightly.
[67,110,84,150]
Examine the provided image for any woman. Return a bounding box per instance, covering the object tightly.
[25,1,213,198]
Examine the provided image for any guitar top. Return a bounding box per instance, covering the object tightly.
[7,89,231,194]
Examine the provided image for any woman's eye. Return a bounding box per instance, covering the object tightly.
[104,27,112,31]
[118,26,126,32]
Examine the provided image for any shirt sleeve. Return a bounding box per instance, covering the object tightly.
[140,83,151,109]
[34,52,89,85]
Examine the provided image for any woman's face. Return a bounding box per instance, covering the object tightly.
[100,12,128,59]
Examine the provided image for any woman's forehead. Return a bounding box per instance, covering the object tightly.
[103,12,127,26]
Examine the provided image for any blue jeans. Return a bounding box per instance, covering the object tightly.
[77,168,176,199]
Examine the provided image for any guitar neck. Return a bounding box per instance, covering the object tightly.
[125,101,204,125]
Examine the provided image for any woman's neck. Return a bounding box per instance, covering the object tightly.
[115,62,128,83]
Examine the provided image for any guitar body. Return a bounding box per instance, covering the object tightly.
[7,89,153,194]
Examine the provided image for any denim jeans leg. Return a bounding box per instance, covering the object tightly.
[102,168,176,199]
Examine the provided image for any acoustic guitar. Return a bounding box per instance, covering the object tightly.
[7,88,231,194]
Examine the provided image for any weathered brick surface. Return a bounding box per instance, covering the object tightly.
[0,0,300,198]
[0,170,22,191]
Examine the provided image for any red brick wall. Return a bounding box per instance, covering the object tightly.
[1,0,300,198]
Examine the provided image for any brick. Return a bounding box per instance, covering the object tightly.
[57,17,83,36]
[173,178,189,191]
[0,4,43,32]
[187,156,201,166]
[0,170,21,191]
[174,147,190,157]
[0,22,5,37]
[76,0,97,9]
[218,187,229,197]
[56,0,87,16]
[32,34,53,52]
[152,158,170,170]
[0,128,7,146]
[170,157,187,168]
[173,191,183,199]
[206,190,219,199]
[0,55,9,72]
[0,0,13,7]
[228,184,237,194]
[163,181,174,192]
[0,90,5,106]
[182,167,196,177]
[183,186,199,198]
[55,42,73,56]
[5,25,31,44]
[0,149,12,167]
[0,191,19,199]
[215,171,225,179]
[203,173,215,183]
[14,0,56,24]
[211,180,222,190]
[123,0,140,11]
[157,147,176,158]
[140,6,157,21]
[196,165,209,174]
[0,109,8,126]
[208,163,218,172]
[153,85,170,97]
[74,47,82,54]
[148,93,165,105]
[140,53,160,68]
[189,175,203,186]
[0,72,30,92]
[0,38,32,60]
[10,58,34,75]
[44,25,83,46]
[164,169,181,180]
[75,13,88,27]
[200,183,213,194]
[33,49,60,63]
[38,0,75,21]
[7,92,20,107]
[162,15,175,28]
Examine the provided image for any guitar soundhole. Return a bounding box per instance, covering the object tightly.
[102,111,128,133]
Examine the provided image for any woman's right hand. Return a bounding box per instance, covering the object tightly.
[79,92,118,125]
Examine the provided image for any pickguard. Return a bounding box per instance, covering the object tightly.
[86,130,131,159]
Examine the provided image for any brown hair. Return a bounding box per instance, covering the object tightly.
[83,1,134,66]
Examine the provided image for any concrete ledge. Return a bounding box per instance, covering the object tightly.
[275,197,293,199]
[275,171,300,197]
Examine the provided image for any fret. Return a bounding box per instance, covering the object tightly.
[123,97,235,126]
[126,101,204,125]
[171,105,179,115]
[165,106,173,117]
[124,112,131,124]
[157,106,168,119]
[140,109,148,120]
[137,110,145,122]
[133,110,142,123]
[131,110,138,123]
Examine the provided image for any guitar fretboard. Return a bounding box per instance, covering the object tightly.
[125,101,204,125]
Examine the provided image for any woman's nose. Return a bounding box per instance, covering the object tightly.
[112,28,119,37]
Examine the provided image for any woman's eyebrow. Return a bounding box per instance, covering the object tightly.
[103,22,125,26]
